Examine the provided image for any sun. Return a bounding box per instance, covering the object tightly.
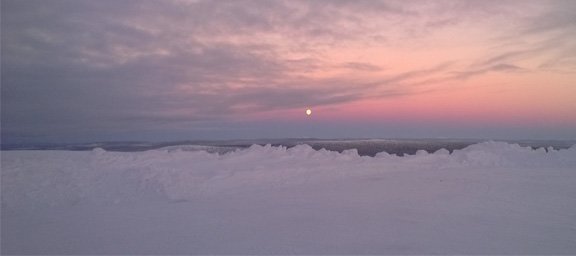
[306,108,312,116]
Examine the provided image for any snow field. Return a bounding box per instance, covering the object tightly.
[2,141,576,254]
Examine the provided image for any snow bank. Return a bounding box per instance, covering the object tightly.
[2,142,576,254]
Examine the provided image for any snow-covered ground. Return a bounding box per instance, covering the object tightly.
[2,141,576,254]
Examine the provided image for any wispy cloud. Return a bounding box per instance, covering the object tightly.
[2,0,575,141]
[339,62,383,72]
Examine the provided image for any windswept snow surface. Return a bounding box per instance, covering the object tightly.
[2,141,576,254]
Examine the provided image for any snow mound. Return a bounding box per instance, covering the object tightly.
[3,142,575,207]
[450,141,576,167]
[157,144,239,154]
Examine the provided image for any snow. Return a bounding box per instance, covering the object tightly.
[2,141,576,254]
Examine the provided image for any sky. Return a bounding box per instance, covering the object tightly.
[2,0,576,143]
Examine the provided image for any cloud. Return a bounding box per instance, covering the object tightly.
[1,0,412,138]
[2,0,575,142]
[520,0,576,35]
[479,1,576,73]
[340,62,383,72]
[451,64,528,80]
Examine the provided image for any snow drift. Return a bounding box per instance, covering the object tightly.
[2,141,576,254]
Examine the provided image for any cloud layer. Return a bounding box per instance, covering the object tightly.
[2,0,576,142]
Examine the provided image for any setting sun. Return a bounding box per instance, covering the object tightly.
[306,108,312,116]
